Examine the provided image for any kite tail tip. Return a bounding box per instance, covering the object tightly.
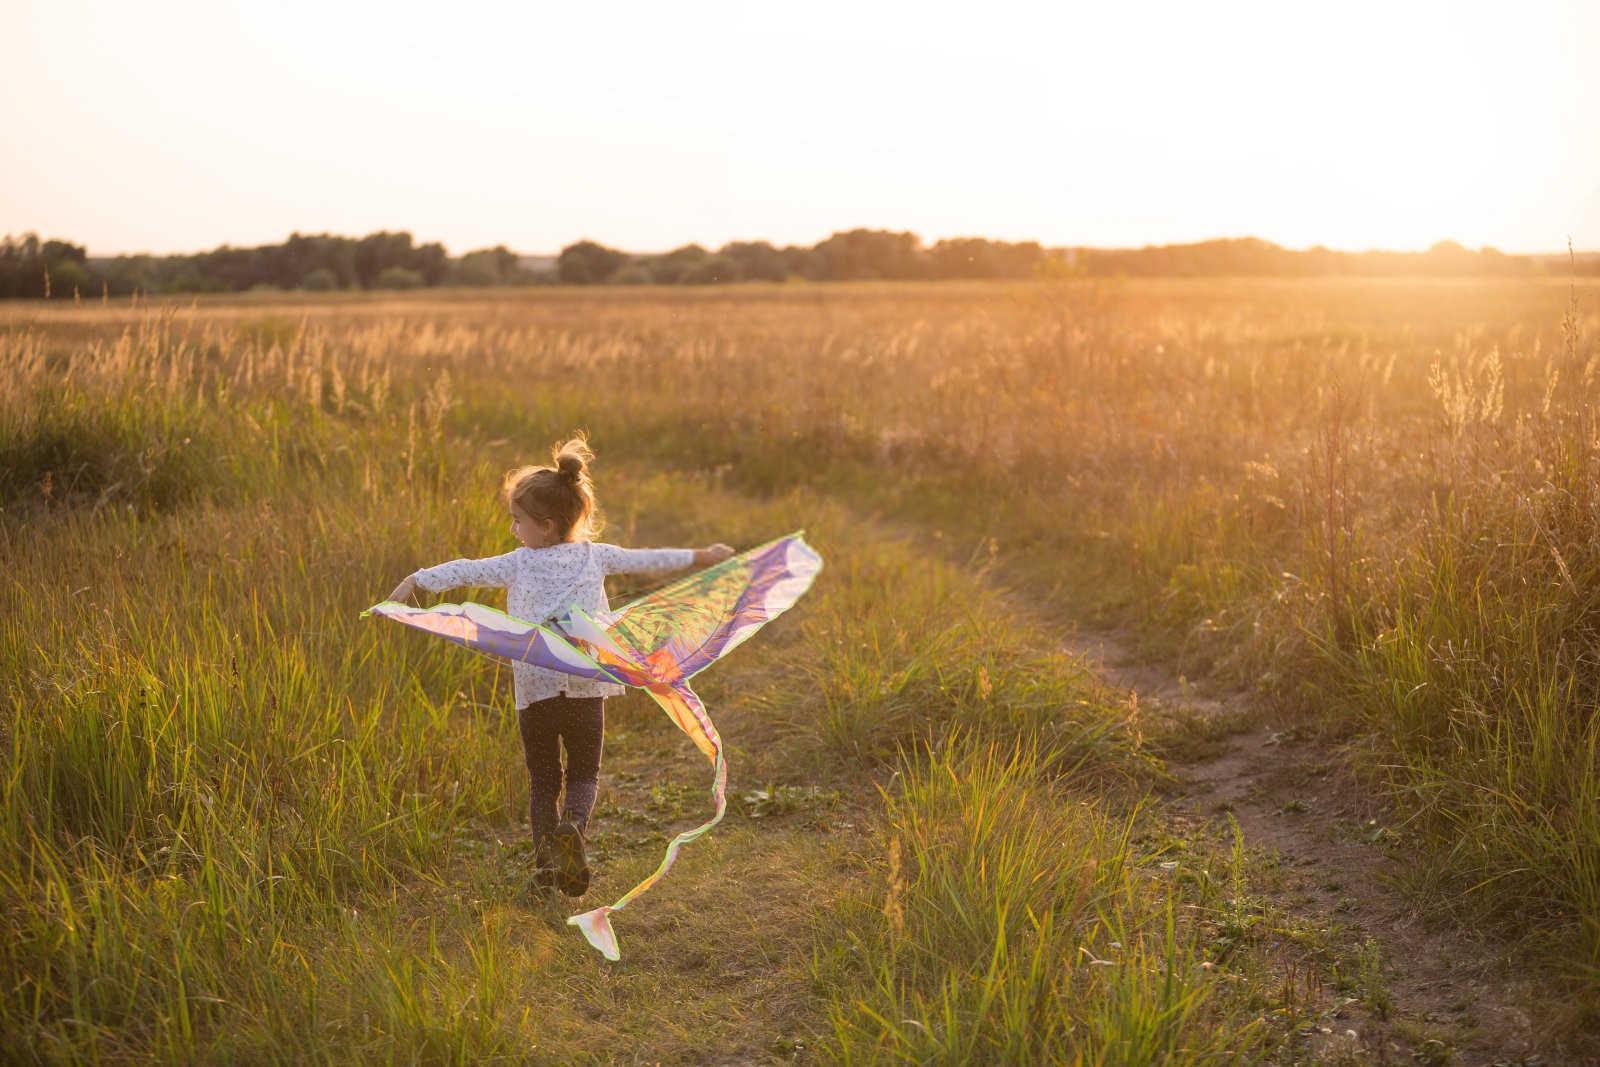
[568,906,621,961]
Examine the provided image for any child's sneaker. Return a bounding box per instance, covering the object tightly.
[531,833,558,892]
[550,821,591,897]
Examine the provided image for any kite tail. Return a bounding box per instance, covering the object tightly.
[567,682,726,961]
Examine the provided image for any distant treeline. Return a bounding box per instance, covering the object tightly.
[554,231,1053,285]
[3,229,1595,299]
[0,231,531,299]
[1077,236,1600,278]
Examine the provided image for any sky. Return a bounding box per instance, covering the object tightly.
[4,0,1597,256]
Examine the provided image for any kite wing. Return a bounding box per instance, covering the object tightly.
[361,599,625,683]
[364,531,821,961]
[586,533,823,681]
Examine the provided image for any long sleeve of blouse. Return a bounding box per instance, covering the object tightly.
[412,551,519,592]
[593,544,696,575]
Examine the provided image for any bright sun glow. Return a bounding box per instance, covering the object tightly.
[4,0,1596,255]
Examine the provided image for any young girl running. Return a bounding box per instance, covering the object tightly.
[386,436,732,896]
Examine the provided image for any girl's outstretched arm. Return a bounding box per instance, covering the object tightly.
[386,550,520,602]
[594,543,733,576]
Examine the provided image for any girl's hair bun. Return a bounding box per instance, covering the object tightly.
[551,435,593,483]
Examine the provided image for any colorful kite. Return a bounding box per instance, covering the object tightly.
[364,533,822,960]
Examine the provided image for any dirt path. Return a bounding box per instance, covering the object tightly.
[1066,630,1549,1067]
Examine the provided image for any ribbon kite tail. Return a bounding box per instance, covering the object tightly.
[567,680,726,961]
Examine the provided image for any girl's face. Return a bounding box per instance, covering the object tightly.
[510,502,559,549]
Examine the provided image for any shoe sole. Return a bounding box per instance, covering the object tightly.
[550,823,591,897]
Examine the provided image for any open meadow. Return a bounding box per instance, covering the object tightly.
[2,278,1597,1063]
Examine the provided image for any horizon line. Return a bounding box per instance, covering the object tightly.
[18,230,1597,261]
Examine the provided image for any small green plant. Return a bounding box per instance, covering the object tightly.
[646,780,696,819]
[1356,937,1392,1020]
[740,784,840,819]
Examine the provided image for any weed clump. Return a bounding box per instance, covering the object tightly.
[0,392,217,515]
[819,738,1260,1062]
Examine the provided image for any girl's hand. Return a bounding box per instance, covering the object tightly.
[694,543,734,568]
[387,574,418,603]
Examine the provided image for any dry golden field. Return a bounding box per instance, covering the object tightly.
[2,278,1597,1063]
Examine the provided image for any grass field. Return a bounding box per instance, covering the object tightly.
[2,278,1596,1063]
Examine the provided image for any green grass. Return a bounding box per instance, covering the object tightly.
[2,279,1596,1059]
[0,397,1220,1060]
[817,737,1259,1064]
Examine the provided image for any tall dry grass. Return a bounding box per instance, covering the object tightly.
[0,288,1244,1060]
[2,277,1597,1056]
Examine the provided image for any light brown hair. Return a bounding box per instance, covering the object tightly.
[502,434,602,542]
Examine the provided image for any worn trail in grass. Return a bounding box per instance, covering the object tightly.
[839,515,1565,1063]
[395,714,866,1064]
[1067,629,1552,1065]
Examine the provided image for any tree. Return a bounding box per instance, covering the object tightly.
[645,244,710,284]
[609,263,655,285]
[812,229,923,280]
[301,267,339,291]
[557,240,628,284]
[409,242,449,286]
[454,245,520,286]
[51,259,93,297]
[928,238,1044,279]
[780,245,824,281]
[1,233,93,298]
[97,254,160,296]
[41,239,87,265]
[355,231,416,288]
[720,241,788,281]
[684,254,741,284]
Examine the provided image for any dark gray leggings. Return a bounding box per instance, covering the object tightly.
[518,693,604,839]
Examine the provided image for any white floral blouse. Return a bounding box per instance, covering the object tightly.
[412,541,695,707]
